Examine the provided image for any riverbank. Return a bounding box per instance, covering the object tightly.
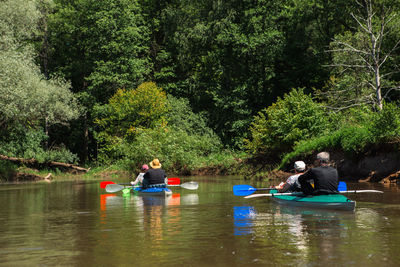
[275,149,400,184]
[2,148,400,184]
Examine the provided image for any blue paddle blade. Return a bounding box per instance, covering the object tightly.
[233,185,257,196]
[338,181,347,191]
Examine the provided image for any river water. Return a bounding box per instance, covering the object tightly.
[0,176,399,266]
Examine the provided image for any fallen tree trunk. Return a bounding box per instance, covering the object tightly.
[0,154,89,174]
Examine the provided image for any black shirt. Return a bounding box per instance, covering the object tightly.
[298,166,339,194]
[143,168,166,185]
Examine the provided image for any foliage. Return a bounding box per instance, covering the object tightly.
[167,96,216,137]
[280,102,400,169]
[94,82,170,161]
[0,126,78,163]
[118,126,225,173]
[156,0,287,147]
[2,0,400,172]
[94,87,227,173]
[367,102,400,142]
[48,0,150,104]
[321,0,400,110]
[0,0,80,163]
[47,0,151,161]
[0,0,80,127]
[245,88,329,157]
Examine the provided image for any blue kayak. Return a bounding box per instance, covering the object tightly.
[132,187,172,196]
[269,190,356,211]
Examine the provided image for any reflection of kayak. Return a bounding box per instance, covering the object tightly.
[269,190,356,211]
[132,187,172,196]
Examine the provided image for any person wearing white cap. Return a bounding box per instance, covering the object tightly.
[275,161,306,193]
[298,152,339,195]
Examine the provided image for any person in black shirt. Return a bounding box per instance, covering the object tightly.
[298,152,339,195]
[142,159,167,188]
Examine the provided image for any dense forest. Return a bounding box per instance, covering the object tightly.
[1,0,400,179]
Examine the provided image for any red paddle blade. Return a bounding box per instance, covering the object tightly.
[100,181,115,189]
[167,177,180,185]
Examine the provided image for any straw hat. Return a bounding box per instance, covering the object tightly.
[150,159,162,169]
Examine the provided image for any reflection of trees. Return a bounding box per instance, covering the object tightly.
[242,205,357,265]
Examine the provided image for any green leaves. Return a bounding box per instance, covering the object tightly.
[0,0,80,161]
[49,0,150,104]
[93,82,225,172]
[0,0,80,126]
[94,82,170,160]
[245,88,328,157]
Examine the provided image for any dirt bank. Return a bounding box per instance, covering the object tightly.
[280,149,400,184]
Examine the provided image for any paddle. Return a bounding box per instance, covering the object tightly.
[105,181,199,193]
[233,185,275,196]
[244,189,384,199]
[167,181,199,190]
[233,181,349,197]
[100,177,181,189]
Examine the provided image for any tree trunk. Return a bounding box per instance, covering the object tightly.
[0,154,89,174]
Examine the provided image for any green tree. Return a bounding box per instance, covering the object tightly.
[0,0,80,160]
[47,0,151,161]
[155,0,286,147]
[245,88,328,158]
[49,0,150,102]
[94,82,169,161]
[274,0,358,91]
[114,95,224,172]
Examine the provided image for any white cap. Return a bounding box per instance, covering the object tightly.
[294,161,306,171]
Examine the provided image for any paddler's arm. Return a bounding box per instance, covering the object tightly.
[277,182,292,193]
[298,170,315,194]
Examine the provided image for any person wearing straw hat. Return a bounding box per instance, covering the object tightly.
[275,161,306,193]
[298,152,339,195]
[142,159,167,189]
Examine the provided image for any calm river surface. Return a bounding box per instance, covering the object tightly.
[0,176,399,266]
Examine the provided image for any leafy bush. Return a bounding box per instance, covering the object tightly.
[94,82,170,161]
[279,126,371,169]
[0,126,78,164]
[0,126,46,157]
[279,102,400,169]
[118,126,224,173]
[167,96,216,137]
[245,88,329,157]
[94,83,230,173]
[367,102,400,142]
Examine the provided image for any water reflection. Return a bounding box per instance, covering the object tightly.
[233,203,357,264]
[233,206,256,236]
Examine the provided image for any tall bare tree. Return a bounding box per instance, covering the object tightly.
[322,0,400,111]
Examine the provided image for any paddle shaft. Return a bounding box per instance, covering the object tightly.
[232,184,276,196]
[100,177,180,189]
[244,189,384,199]
[105,181,198,193]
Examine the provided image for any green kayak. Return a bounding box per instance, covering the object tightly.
[270,190,356,211]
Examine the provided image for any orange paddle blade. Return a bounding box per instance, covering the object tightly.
[167,177,180,185]
[100,181,115,189]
